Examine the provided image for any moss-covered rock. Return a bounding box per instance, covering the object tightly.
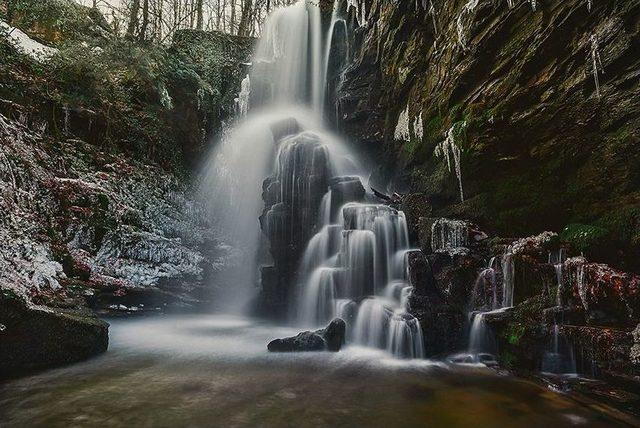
[338,0,640,272]
[0,294,108,378]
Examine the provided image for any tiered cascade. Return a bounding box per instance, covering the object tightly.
[295,200,424,358]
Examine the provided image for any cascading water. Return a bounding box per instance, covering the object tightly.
[296,201,424,358]
[202,0,423,358]
[542,249,577,376]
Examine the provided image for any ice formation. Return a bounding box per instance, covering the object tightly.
[434,122,466,202]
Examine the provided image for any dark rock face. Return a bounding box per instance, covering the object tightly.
[338,0,640,273]
[268,331,327,352]
[0,296,108,378]
[267,318,346,353]
[329,176,366,217]
[258,132,333,318]
[406,249,465,355]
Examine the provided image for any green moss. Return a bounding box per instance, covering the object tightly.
[10,0,110,46]
[560,223,610,253]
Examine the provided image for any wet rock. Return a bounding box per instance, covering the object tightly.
[267,331,326,352]
[406,250,436,296]
[0,295,108,378]
[560,325,634,375]
[509,232,559,263]
[400,193,432,243]
[259,132,332,316]
[267,318,346,352]
[329,176,366,215]
[565,260,640,326]
[321,318,347,352]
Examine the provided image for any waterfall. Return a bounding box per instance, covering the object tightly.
[542,323,577,376]
[201,0,424,359]
[234,75,251,116]
[297,201,424,358]
[501,251,515,308]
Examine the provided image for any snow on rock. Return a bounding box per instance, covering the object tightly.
[632,323,640,365]
[0,20,58,62]
[0,110,231,307]
[509,231,557,255]
[394,105,410,141]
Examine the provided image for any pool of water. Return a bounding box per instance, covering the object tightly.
[0,315,630,427]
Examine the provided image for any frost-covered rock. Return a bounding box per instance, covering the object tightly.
[632,323,640,366]
[509,231,557,256]
[0,110,231,310]
[0,20,58,61]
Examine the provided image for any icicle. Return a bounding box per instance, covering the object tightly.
[413,112,424,141]
[529,0,537,11]
[457,0,480,50]
[434,122,466,202]
[587,0,592,12]
[429,0,438,49]
[394,105,411,141]
[347,0,367,27]
[507,0,514,8]
[430,218,469,251]
[589,34,604,98]
[63,106,70,134]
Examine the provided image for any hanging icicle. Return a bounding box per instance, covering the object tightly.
[394,106,411,141]
[589,34,604,98]
[434,122,466,202]
[457,0,480,50]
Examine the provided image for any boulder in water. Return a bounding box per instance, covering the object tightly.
[267,331,326,352]
[267,318,346,352]
[321,318,346,352]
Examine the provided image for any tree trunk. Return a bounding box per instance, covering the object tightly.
[196,0,204,30]
[230,0,237,34]
[237,0,253,37]
[139,0,149,41]
[126,0,141,40]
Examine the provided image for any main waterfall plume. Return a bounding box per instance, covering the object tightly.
[201,0,424,358]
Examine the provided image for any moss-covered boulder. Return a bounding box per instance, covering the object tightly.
[0,294,108,378]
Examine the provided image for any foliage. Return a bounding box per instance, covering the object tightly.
[9,0,110,46]
[560,223,610,254]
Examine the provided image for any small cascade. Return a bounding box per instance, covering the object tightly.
[501,251,515,308]
[470,265,498,310]
[548,248,566,306]
[234,75,251,116]
[468,311,492,353]
[297,198,424,358]
[430,218,468,252]
[542,323,577,376]
[463,253,517,358]
[542,249,577,376]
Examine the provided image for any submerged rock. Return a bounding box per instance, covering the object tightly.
[267,318,346,353]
